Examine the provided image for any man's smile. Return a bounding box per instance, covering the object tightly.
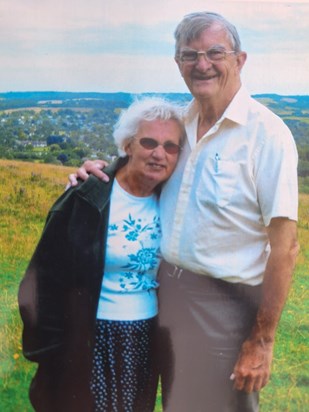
[192,72,217,81]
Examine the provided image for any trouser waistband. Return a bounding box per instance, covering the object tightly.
[161,260,262,301]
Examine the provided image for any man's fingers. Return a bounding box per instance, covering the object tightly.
[233,374,245,391]
[86,167,109,181]
[253,376,263,392]
[68,173,79,187]
[67,160,110,187]
[243,375,258,393]
[80,160,110,182]
[259,372,270,390]
[93,160,108,169]
[233,373,259,393]
[232,367,270,393]
[76,168,92,181]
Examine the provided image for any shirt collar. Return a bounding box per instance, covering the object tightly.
[184,85,250,128]
[223,85,250,126]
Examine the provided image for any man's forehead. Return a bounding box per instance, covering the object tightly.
[184,24,230,46]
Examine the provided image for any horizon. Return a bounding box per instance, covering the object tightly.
[1,90,309,98]
[1,0,308,95]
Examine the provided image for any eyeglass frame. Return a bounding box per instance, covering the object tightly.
[134,137,182,155]
[178,46,236,64]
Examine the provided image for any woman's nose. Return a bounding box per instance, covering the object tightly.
[151,144,166,158]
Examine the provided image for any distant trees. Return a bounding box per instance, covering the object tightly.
[47,135,65,146]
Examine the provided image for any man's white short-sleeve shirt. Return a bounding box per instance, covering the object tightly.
[160,87,298,285]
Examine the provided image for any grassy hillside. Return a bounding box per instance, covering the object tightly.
[0,159,308,411]
[0,160,76,411]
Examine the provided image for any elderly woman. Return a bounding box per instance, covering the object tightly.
[18,98,185,412]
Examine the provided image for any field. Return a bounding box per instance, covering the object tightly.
[0,159,308,411]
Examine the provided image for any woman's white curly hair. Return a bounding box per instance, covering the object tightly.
[113,97,186,157]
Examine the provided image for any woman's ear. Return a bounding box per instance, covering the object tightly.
[123,139,133,156]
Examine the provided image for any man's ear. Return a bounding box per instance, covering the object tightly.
[236,51,247,72]
[175,56,184,77]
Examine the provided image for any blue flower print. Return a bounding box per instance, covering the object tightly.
[122,214,161,241]
[125,248,158,272]
[109,212,161,292]
[126,231,139,241]
[119,246,160,291]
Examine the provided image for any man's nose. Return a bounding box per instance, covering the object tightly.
[195,53,212,70]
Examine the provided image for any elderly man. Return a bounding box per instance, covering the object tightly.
[70,12,298,412]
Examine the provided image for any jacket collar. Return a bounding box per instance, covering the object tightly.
[74,157,128,212]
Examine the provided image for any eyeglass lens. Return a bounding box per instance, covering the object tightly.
[139,137,181,154]
[180,48,232,62]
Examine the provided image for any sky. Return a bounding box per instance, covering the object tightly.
[0,0,308,95]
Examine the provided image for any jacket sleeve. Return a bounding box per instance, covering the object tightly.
[18,190,74,363]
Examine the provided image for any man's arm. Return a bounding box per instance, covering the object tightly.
[232,217,299,393]
[68,159,109,186]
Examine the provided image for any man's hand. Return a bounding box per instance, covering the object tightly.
[68,160,109,187]
[231,338,274,393]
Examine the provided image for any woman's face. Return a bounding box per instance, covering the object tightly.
[125,118,183,188]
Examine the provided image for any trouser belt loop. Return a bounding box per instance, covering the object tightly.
[167,264,183,279]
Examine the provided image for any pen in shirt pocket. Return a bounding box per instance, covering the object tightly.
[215,153,220,173]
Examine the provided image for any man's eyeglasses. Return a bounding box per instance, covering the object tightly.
[179,47,236,64]
[136,137,182,155]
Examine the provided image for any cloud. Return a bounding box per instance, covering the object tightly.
[243,52,309,95]
[0,51,182,93]
[0,0,308,93]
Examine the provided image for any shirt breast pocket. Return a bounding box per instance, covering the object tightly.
[197,158,240,208]
[214,159,240,207]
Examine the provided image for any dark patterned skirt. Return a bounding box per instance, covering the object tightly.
[90,317,159,412]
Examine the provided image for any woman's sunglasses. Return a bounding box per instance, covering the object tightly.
[136,137,182,155]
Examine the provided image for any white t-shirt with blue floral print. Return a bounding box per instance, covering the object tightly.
[96,178,161,321]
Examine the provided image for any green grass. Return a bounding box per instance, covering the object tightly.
[283,116,309,124]
[0,159,308,411]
